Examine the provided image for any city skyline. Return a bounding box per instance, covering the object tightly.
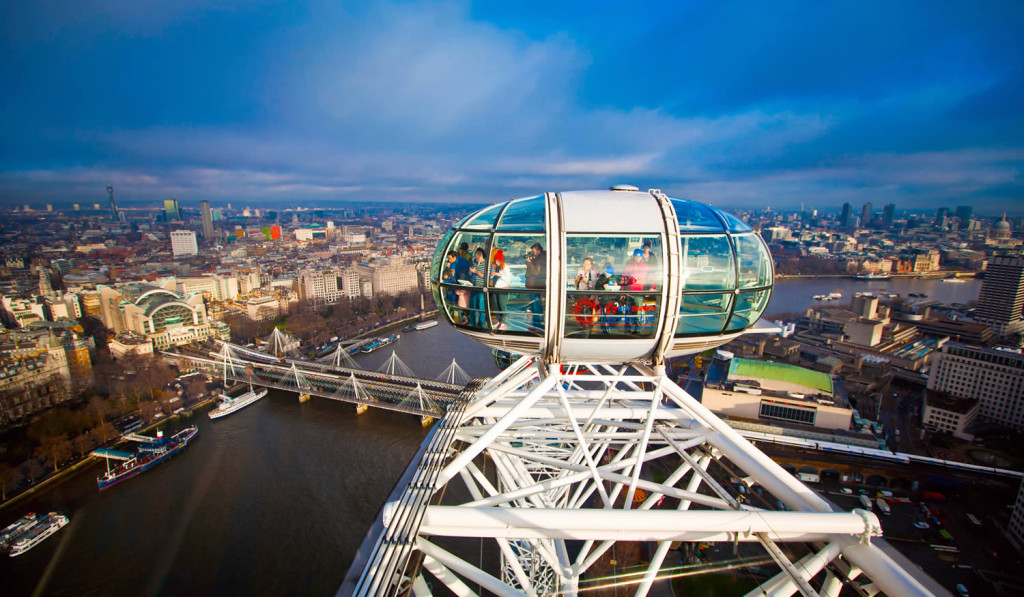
[1,1,1023,213]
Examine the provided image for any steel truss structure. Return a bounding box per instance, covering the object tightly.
[344,356,933,597]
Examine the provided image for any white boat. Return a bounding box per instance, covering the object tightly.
[9,513,68,557]
[209,385,268,420]
[0,513,37,550]
[941,278,966,283]
[414,320,439,331]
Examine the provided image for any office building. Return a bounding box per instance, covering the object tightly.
[164,198,181,222]
[201,200,214,240]
[927,342,1024,430]
[882,203,895,229]
[372,262,419,297]
[839,203,852,228]
[170,230,199,258]
[860,202,872,228]
[975,253,1024,335]
[955,205,973,223]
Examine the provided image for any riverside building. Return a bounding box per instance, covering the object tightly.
[927,342,1024,430]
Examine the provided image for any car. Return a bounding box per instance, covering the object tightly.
[955,583,969,597]
[840,488,853,494]
[913,522,929,529]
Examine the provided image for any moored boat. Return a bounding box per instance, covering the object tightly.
[361,334,400,353]
[0,513,37,550]
[414,320,438,331]
[209,385,268,420]
[8,513,68,557]
[96,426,199,491]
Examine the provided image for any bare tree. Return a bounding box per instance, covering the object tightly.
[90,421,117,446]
[20,458,45,484]
[35,435,73,473]
[0,463,23,501]
[72,433,96,458]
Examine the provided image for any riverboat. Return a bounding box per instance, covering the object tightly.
[853,273,891,280]
[414,320,438,331]
[941,278,966,283]
[0,513,37,550]
[209,385,268,420]
[361,334,400,353]
[96,426,199,491]
[8,513,68,557]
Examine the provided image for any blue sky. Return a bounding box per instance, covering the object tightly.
[1,1,1022,213]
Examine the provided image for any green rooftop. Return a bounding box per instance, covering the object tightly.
[728,358,834,395]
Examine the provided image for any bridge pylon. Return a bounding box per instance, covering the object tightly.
[377,351,416,378]
[436,358,471,386]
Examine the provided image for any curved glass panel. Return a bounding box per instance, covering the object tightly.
[680,235,735,291]
[496,195,546,231]
[151,304,193,332]
[566,292,661,339]
[734,234,772,289]
[492,234,546,290]
[670,199,726,233]
[430,229,457,283]
[450,231,492,287]
[725,289,770,332]
[714,208,753,232]
[675,293,733,336]
[566,235,663,292]
[463,202,506,229]
[489,290,543,336]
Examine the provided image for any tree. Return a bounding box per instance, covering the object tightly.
[185,376,207,400]
[0,463,23,501]
[35,435,73,473]
[72,433,96,459]
[90,421,117,446]
[139,400,159,424]
[20,459,45,484]
[85,396,112,427]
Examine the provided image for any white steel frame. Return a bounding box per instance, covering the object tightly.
[351,354,934,597]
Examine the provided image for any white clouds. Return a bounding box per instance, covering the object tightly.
[1,1,1021,212]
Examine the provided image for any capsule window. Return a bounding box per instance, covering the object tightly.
[496,195,546,231]
[676,293,733,336]
[680,235,735,291]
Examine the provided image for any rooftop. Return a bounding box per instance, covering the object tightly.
[728,357,834,395]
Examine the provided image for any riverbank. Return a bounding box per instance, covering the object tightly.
[0,389,222,513]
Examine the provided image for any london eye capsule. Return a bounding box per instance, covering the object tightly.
[429,187,774,363]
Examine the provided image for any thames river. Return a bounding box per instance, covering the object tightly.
[0,277,981,596]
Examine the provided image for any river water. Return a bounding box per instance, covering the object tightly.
[0,278,981,596]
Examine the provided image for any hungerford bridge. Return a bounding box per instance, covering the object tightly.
[165,338,470,421]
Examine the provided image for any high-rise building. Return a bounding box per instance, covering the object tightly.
[975,253,1024,335]
[164,198,181,222]
[882,203,895,229]
[170,230,199,258]
[860,202,872,228]
[107,185,119,222]
[956,205,973,223]
[201,200,214,240]
[839,203,852,228]
[927,342,1024,430]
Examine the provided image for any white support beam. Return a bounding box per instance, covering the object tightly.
[419,507,881,543]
